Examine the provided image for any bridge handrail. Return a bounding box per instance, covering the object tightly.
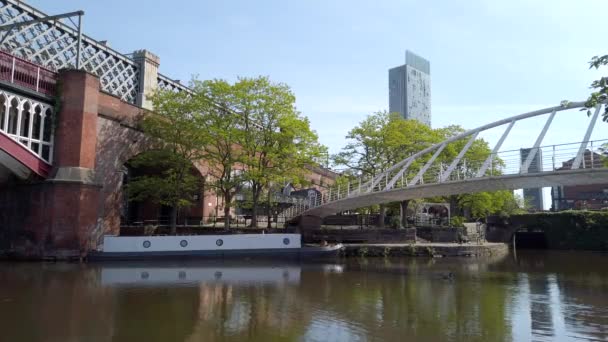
[282,102,608,220]
[0,49,57,95]
[386,101,586,176]
[363,101,590,192]
[157,73,193,94]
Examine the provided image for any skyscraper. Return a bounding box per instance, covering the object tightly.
[389,50,431,126]
[520,148,544,210]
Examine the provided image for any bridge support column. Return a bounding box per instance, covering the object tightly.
[133,50,160,110]
[41,69,101,258]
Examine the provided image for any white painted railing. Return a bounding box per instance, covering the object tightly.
[0,88,53,163]
[285,102,607,219]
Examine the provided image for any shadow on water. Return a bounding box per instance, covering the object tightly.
[0,252,607,341]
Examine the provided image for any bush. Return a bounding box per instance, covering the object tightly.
[389,216,402,228]
[450,216,466,228]
[510,211,608,251]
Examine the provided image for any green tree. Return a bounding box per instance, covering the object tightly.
[233,77,325,228]
[333,112,438,226]
[127,89,206,234]
[433,125,514,220]
[456,190,525,219]
[193,79,246,229]
[334,113,522,224]
[584,54,608,122]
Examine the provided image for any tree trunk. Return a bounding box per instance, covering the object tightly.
[378,204,386,228]
[224,193,231,229]
[170,206,178,235]
[250,185,260,228]
[266,189,272,229]
[449,195,459,217]
[400,200,410,228]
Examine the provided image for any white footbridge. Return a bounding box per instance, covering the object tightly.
[285,101,608,218]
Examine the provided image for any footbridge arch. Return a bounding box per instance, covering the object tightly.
[287,101,608,219]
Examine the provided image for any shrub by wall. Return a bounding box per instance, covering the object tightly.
[510,211,608,251]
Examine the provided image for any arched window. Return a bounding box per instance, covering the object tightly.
[42,107,52,142]
[0,95,6,132]
[30,105,43,154]
[7,97,19,135]
[19,101,31,145]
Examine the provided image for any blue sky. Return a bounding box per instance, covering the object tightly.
[30,0,607,157]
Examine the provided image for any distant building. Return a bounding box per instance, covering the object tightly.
[520,148,544,210]
[389,50,431,126]
[551,150,608,210]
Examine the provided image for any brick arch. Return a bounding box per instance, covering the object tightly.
[94,95,152,237]
[93,103,210,236]
[121,150,207,227]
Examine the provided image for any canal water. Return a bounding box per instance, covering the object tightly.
[0,251,607,341]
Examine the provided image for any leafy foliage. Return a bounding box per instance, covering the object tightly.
[192,79,247,229]
[584,54,608,122]
[231,77,324,227]
[512,211,608,250]
[332,111,522,222]
[190,77,325,228]
[127,90,206,233]
[456,191,525,219]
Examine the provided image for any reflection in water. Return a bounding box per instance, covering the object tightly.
[0,252,607,341]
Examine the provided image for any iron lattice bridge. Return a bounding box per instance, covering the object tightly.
[284,101,608,219]
[0,0,189,104]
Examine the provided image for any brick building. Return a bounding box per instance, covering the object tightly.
[551,150,608,210]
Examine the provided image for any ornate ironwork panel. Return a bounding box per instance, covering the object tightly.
[157,73,192,93]
[0,0,139,103]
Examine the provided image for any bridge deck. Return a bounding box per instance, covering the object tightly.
[305,168,608,217]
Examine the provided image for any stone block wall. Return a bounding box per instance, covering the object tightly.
[416,227,462,243]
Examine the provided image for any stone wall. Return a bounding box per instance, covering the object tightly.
[342,243,508,258]
[302,228,416,244]
[416,227,462,243]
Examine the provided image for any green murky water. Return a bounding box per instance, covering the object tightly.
[1,251,607,341]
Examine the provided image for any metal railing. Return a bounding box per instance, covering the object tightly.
[0,49,56,95]
[157,73,192,94]
[0,87,54,163]
[0,0,138,103]
[295,101,607,218]
[314,139,607,205]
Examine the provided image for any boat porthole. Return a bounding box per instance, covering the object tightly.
[143,240,151,248]
[283,238,290,245]
[214,271,222,279]
[216,239,223,247]
[178,271,187,279]
[141,271,149,279]
[180,240,188,247]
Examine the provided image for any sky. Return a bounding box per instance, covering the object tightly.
[26,0,607,176]
[24,0,608,209]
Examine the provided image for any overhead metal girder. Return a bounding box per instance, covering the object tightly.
[409,143,447,186]
[571,104,601,170]
[440,132,478,182]
[476,120,515,177]
[385,158,416,190]
[0,10,83,32]
[0,10,84,68]
[520,110,556,174]
[0,0,139,103]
